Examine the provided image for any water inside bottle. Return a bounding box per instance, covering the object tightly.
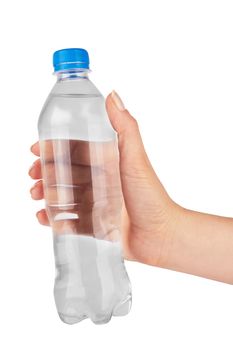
[40,139,132,324]
[53,234,131,324]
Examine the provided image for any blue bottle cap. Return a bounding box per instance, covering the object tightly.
[53,48,89,72]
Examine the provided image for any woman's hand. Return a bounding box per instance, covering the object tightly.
[29,90,233,284]
[29,91,180,267]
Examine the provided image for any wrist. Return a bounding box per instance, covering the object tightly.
[154,202,187,269]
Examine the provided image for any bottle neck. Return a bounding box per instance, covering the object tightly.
[55,69,89,82]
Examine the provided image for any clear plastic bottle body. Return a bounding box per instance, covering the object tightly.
[38,70,132,324]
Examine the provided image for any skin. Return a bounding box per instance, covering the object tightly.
[29,91,233,285]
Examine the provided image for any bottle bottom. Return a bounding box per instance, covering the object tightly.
[53,233,132,325]
[58,295,131,325]
[58,295,132,325]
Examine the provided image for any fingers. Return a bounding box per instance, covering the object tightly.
[28,158,41,179]
[30,143,45,225]
[31,141,40,156]
[36,209,50,226]
[40,139,116,166]
[41,139,93,165]
[29,146,100,183]
[30,180,44,200]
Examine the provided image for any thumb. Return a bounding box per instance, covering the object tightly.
[106,91,152,175]
[106,90,171,223]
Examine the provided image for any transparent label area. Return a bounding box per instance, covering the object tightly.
[40,139,122,241]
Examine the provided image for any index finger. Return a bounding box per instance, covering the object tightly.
[31,141,40,156]
[40,139,118,167]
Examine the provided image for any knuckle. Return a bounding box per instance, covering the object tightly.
[129,115,138,128]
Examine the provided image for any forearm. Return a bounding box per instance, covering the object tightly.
[162,206,233,284]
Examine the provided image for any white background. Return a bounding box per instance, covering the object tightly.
[1,0,233,349]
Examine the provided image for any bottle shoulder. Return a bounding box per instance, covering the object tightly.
[38,80,115,142]
[51,78,101,96]
[39,78,104,116]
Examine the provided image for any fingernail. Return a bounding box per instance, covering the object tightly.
[111,90,125,111]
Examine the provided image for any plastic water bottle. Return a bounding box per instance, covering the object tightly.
[38,48,132,324]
